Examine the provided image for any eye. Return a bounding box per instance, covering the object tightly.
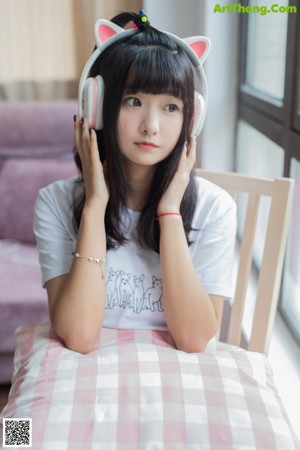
[123,96,141,107]
[165,104,179,113]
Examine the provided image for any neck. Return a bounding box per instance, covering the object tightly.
[124,162,155,212]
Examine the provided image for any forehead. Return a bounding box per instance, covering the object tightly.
[124,46,193,98]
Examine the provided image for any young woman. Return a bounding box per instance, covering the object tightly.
[34,11,237,354]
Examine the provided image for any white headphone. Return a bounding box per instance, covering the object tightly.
[78,19,210,136]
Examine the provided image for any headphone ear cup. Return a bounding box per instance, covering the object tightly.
[82,75,104,130]
[192,92,205,136]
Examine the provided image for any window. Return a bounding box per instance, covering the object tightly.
[245,0,289,99]
[236,0,300,345]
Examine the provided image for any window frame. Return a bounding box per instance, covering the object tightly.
[236,0,300,345]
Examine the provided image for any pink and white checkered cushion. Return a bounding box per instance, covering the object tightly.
[1,324,299,449]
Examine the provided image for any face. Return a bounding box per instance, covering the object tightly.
[117,92,184,171]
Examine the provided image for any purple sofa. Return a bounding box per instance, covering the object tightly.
[0,101,78,383]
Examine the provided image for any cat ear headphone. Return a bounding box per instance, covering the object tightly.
[78,15,210,137]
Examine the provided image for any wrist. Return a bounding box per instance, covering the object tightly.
[83,201,106,218]
[156,212,182,221]
[156,205,180,216]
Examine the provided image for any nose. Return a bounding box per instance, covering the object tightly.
[139,108,159,135]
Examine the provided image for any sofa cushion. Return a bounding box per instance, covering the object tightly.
[0,101,77,159]
[0,158,77,243]
[0,241,48,354]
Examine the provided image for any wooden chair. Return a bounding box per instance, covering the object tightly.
[195,168,294,355]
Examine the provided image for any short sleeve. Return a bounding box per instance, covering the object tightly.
[33,179,78,286]
[190,178,237,299]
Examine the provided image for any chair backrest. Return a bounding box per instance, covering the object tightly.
[195,168,294,355]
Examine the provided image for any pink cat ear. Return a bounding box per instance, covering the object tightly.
[183,36,211,64]
[94,19,125,48]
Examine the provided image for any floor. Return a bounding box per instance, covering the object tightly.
[0,317,299,440]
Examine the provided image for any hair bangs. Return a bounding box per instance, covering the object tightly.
[124,46,190,99]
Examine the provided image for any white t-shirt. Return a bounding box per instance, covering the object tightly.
[33,176,237,331]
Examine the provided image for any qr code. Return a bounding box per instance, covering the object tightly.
[3,418,32,447]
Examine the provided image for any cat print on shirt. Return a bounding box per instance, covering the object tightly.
[105,268,164,314]
[106,268,119,309]
[132,274,145,313]
[119,272,133,308]
[144,276,163,312]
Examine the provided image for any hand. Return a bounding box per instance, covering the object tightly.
[74,117,109,208]
[157,137,196,214]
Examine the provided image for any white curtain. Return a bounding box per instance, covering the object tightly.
[0,0,142,100]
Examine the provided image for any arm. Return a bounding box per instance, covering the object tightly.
[159,215,223,352]
[46,118,109,353]
[157,138,223,353]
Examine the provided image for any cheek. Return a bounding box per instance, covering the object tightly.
[167,117,183,142]
[117,115,128,141]
[117,115,133,153]
[118,118,133,142]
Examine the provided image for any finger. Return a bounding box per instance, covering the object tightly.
[186,136,196,170]
[74,115,82,156]
[89,129,102,168]
[176,142,188,173]
[187,136,196,155]
[80,118,91,149]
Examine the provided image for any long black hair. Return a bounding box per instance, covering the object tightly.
[73,11,198,253]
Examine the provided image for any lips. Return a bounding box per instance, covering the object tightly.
[135,141,159,150]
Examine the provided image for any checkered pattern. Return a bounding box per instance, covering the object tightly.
[1,324,299,449]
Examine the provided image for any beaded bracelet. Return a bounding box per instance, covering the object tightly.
[72,251,106,279]
[155,212,182,221]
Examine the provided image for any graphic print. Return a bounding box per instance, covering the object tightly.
[105,268,164,314]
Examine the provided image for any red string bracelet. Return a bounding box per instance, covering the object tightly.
[155,212,182,221]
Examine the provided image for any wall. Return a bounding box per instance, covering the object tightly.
[144,0,238,171]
